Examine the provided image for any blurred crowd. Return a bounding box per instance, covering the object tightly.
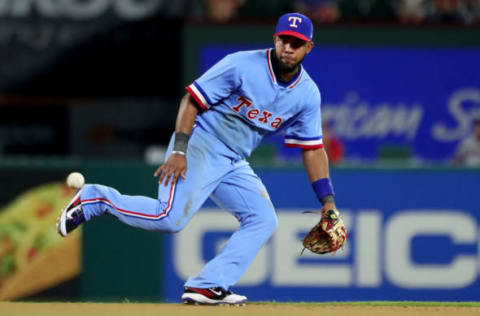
[453,119,480,167]
[188,0,480,25]
[396,0,480,24]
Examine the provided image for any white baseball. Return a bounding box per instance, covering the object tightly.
[66,172,85,189]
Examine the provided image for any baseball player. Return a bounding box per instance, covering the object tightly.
[57,13,342,305]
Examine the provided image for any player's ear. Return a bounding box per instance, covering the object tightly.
[306,41,314,54]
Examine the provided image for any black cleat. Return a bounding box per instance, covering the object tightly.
[57,190,85,237]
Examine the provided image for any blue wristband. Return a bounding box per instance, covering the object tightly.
[312,178,335,204]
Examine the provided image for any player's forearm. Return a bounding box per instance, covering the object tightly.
[302,148,330,182]
[302,148,335,207]
[170,93,199,156]
[175,93,199,136]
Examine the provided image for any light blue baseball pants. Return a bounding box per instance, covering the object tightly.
[79,125,278,290]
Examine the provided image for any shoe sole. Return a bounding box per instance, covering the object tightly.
[181,294,246,306]
[182,298,246,306]
[57,190,82,237]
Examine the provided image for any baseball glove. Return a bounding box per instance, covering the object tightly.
[302,209,348,255]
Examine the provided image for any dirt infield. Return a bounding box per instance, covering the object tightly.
[2,302,480,316]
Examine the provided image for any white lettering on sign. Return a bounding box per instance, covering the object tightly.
[432,88,480,142]
[355,211,381,287]
[323,92,424,141]
[173,208,479,289]
[323,88,480,143]
[385,210,477,288]
[0,0,162,20]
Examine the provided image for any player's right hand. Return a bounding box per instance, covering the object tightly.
[154,153,187,186]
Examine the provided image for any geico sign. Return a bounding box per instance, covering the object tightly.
[0,0,161,20]
[174,209,477,289]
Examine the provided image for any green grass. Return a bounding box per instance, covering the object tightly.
[250,301,480,307]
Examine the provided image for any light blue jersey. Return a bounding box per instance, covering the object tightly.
[66,11,332,303]
[77,48,325,295]
[186,49,323,158]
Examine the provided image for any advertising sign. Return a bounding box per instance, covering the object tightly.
[199,46,480,162]
[163,168,480,301]
[0,0,180,96]
[0,168,81,300]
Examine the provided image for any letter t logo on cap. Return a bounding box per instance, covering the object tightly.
[275,13,313,42]
[288,16,302,28]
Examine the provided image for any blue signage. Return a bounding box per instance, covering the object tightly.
[197,46,480,162]
[163,168,480,302]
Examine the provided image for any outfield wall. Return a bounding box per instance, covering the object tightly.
[164,167,480,302]
[1,161,478,301]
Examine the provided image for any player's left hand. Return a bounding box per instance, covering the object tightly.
[302,206,348,255]
[154,153,187,186]
[320,201,336,216]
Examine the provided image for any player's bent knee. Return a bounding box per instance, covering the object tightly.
[260,211,278,235]
[153,216,187,233]
[270,213,279,232]
[167,223,185,234]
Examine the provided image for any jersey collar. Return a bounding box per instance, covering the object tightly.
[267,49,303,89]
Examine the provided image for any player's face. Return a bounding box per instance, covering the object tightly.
[273,35,313,72]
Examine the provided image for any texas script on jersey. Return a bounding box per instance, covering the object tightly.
[231,96,283,129]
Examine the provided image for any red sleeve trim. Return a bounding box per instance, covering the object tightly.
[185,86,207,111]
[285,143,324,149]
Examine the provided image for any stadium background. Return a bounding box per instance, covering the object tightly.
[0,0,479,303]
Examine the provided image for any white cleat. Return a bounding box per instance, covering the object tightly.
[181,287,247,306]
